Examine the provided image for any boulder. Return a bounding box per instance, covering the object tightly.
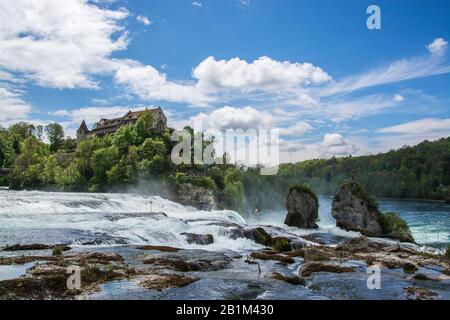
[284,186,319,229]
[181,233,214,245]
[332,182,415,243]
[174,183,218,210]
[331,182,384,237]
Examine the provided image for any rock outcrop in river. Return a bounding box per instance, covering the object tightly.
[173,183,218,211]
[332,182,414,243]
[284,186,319,229]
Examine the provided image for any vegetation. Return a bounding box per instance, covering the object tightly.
[1,116,450,215]
[379,212,414,241]
[287,185,319,208]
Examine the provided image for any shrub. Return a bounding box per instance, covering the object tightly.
[288,185,318,207]
[379,212,414,242]
[350,182,379,212]
[52,246,63,256]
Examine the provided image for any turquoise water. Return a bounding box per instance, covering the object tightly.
[318,196,450,248]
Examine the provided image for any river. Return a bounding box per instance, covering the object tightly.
[0,190,449,249]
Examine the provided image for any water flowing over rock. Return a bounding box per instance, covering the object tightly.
[331,182,384,237]
[284,186,319,229]
[181,233,214,245]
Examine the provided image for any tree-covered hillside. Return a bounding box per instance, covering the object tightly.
[1,115,449,214]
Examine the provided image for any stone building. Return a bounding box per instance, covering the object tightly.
[77,107,167,141]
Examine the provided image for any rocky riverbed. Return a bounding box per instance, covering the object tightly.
[1,190,449,300]
[1,230,449,300]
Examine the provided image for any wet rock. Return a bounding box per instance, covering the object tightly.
[143,254,232,272]
[0,252,134,300]
[250,251,295,264]
[243,227,274,247]
[270,272,305,285]
[336,237,386,253]
[139,274,199,291]
[403,262,418,274]
[174,183,218,210]
[404,286,438,300]
[181,233,214,245]
[284,186,319,229]
[0,255,58,265]
[2,243,71,252]
[412,273,437,281]
[136,245,181,252]
[300,262,355,277]
[331,182,384,237]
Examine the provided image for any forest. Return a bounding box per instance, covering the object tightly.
[1,113,450,214]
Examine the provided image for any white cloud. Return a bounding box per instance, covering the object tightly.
[378,118,450,135]
[193,56,331,93]
[427,38,448,56]
[0,0,129,89]
[319,54,450,97]
[136,15,151,25]
[191,106,275,132]
[192,2,202,7]
[320,133,357,157]
[394,94,405,102]
[114,60,213,106]
[0,86,31,121]
[278,122,313,136]
[51,105,150,130]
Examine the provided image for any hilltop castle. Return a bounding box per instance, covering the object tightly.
[77,107,168,141]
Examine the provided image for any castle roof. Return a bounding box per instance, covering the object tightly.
[78,120,88,132]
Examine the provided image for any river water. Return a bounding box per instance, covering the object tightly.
[0,190,449,249]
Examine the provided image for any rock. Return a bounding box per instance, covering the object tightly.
[136,245,181,252]
[181,233,214,245]
[174,183,218,210]
[243,227,274,247]
[336,237,386,253]
[331,182,385,237]
[404,286,438,300]
[284,186,319,229]
[143,254,232,272]
[139,274,199,291]
[300,262,355,277]
[250,251,295,264]
[2,243,71,252]
[270,272,305,285]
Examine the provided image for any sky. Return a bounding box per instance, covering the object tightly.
[0,0,449,163]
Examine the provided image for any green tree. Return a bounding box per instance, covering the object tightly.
[45,123,64,152]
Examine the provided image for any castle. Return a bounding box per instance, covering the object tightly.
[77,107,168,141]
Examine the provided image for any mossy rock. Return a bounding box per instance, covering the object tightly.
[379,212,415,243]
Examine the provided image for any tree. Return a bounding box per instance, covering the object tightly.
[45,123,64,152]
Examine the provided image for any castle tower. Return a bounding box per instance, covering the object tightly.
[77,120,89,141]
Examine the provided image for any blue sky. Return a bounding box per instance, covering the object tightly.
[0,0,449,162]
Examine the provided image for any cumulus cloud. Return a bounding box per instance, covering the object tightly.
[192,2,202,7]
[0,0,129,89]
[193,56,331,93]
[426,38,448,56]
[320,133,357,157]
[136,15,151,25]
[378,118,450,135]
[191,106,275,132]
[114,60,213,106]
